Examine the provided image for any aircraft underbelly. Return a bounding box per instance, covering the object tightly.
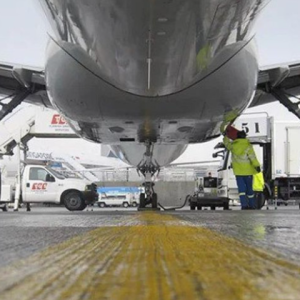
[39,0,266,96]
[38,0,269,166]
[46,38,257,143]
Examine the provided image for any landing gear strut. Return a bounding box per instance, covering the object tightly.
[137,141,160,211]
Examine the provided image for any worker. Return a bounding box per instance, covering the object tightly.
[223,130,261,210]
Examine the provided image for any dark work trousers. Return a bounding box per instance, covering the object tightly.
[236,175,255,209]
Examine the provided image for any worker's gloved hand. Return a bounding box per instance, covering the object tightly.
[255,166,261,173]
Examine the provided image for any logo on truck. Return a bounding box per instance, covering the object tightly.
[51,114,67,125]
[32,183,48,190]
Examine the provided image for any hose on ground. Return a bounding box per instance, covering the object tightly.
[158,194,192,211]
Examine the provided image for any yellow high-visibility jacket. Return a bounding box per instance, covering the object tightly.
[223,136,260,176]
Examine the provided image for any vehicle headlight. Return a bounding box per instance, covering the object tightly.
[85,183,97,191]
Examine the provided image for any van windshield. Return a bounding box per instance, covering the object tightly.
[46,167,65,180]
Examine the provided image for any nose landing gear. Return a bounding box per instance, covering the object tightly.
[137,141,160,211]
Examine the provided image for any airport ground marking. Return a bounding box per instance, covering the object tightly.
[0,212,300,299]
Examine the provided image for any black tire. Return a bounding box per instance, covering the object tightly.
[197,205,202,210]
[223,202,229,210]
[190,205,196,210]
[211,206,216,210]
[139,193,146,208]
[123,202,129,208]
[98,202,106,208]
[64,191,86,211]
[152,193,158,208]
[256,193,266,210]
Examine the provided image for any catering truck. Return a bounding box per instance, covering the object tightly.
[214,113,300,207]
[0,164,98,211]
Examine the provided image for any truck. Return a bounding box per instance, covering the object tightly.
[189,176,229,210]
[215,113,300,208]
[0,163,98,211]
[97,187,141,208]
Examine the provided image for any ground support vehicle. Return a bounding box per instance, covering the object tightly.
[215,113,300,208]
[189,176,229,210]
[269,177,300,207]
[97,187,140,208]
[97,195,132,208]
[0,164,98,211]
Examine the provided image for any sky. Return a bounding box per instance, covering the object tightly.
[1,0,300,163]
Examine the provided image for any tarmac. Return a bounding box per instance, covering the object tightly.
[0,205,300,300]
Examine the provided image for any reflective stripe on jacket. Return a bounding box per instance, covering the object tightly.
[223,136,260,176]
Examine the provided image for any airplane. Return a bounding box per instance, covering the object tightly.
[1,0,300,210]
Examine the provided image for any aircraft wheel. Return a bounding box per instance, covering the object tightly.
[197,205,202,210]
[211,206,216,210]
[123,202,129,208]
[190,205,196,210]
[152,193,158,208]
[139,193,146,208]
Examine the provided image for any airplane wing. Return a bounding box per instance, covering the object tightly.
[250,61,300,118]
[1,61,300,121]
[0,62,52,120]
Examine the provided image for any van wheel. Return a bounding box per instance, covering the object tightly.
[123,202,129,208]
[64,191,86,211]
[98,202,106,208]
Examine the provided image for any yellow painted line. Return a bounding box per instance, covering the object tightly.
[0,213,300,300]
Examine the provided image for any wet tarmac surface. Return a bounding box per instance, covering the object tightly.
[0,206,300,267]
[176,206,300,263]
[0,205,299,300]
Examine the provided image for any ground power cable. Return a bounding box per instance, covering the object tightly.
[158,194,192,211]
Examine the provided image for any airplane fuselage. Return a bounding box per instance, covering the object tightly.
[37,0,269,166]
